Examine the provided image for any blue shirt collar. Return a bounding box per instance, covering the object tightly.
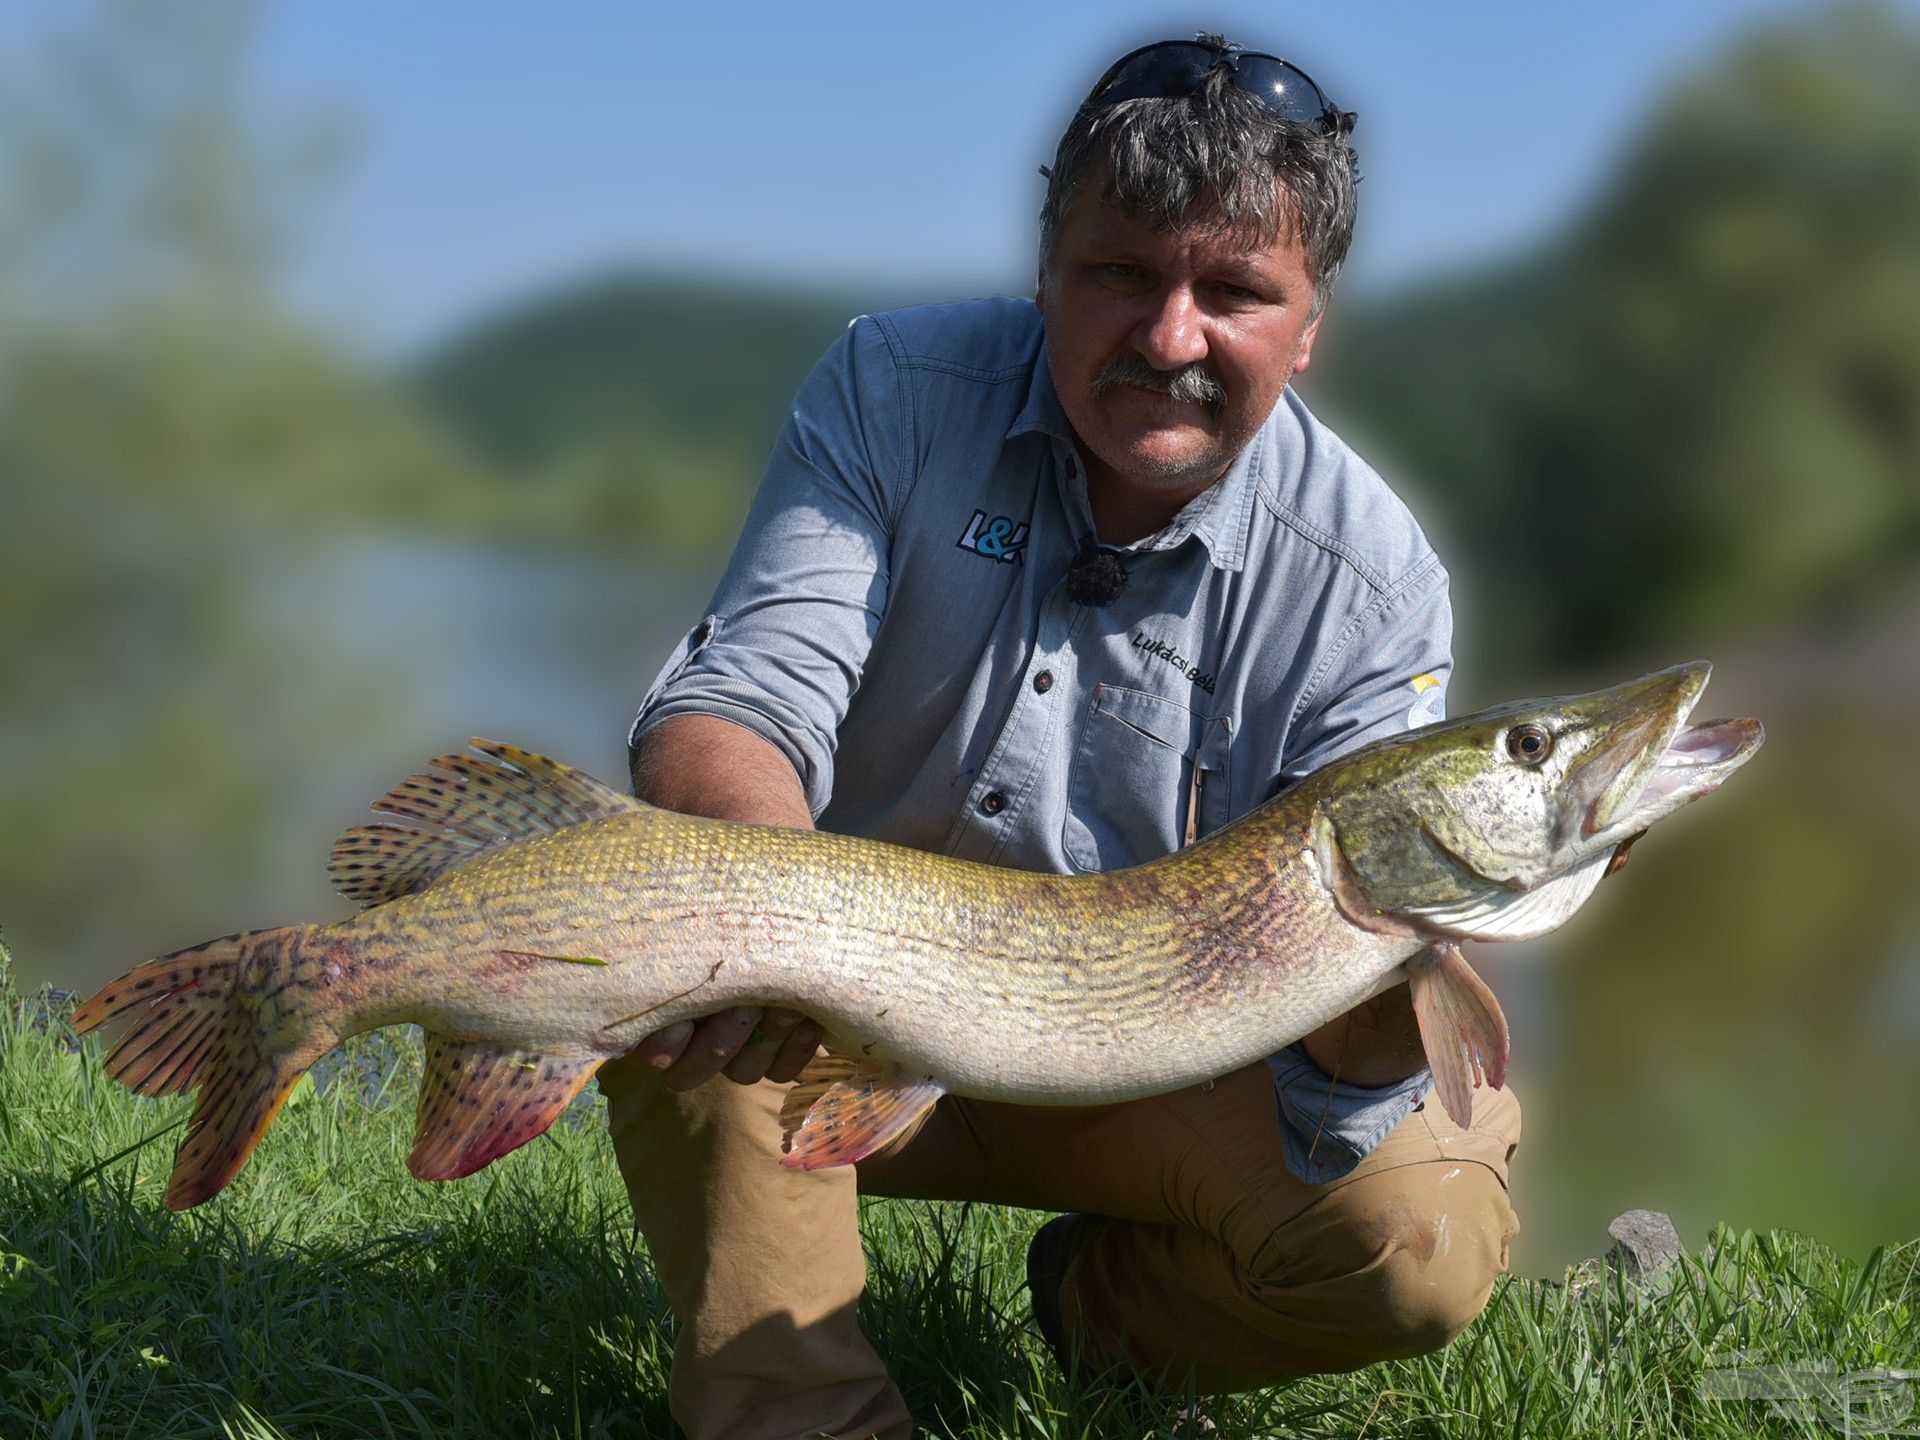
[1010,343,1260,573]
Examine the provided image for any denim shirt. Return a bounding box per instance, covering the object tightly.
[630,296,1446,1182]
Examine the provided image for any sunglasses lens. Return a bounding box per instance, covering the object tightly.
[1229,55,1334,127]
[1094,42,1225,106]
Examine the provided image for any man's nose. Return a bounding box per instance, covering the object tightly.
[1131,285,1209,370]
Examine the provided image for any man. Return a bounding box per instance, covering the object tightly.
[601,34,1521,1440]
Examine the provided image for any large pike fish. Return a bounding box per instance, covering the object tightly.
[74,662,1761,1210]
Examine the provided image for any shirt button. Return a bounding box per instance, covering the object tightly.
[979,791,1007,815]
[1032,670,1054,694]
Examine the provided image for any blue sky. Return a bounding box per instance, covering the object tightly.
[89,1,1898,349]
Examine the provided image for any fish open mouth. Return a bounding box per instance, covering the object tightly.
[1626,716,1763,816]
[1577,665,1765,841]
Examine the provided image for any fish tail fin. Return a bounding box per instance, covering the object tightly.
[72,925,336,1210]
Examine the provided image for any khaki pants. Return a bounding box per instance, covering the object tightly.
[598,1055,1522,1440]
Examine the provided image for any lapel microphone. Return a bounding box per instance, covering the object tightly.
[1066,537,1130,607]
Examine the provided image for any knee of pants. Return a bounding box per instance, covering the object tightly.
[1362,1206,1513,1359]
[1255,1162,1519,1368]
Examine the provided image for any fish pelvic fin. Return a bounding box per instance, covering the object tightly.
[778,1054,945,1171]
[74,926,335,1210]
[408,1035,603,1182]
[329,740,643,909]
[1407,941,1510,1130]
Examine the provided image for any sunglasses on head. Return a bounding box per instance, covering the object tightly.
[1088,34,1355,137]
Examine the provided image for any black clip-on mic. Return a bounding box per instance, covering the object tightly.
[1066,537,1130,608]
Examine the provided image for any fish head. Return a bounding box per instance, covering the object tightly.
[1315,662,1763,942]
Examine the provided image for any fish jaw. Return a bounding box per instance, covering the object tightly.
[1559,663,1765,852]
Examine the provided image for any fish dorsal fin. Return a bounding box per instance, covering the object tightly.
[409,1033,603,1182]
[328,739,642,908]
[778,1054,946,1170]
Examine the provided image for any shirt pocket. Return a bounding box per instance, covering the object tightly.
[1063,685,1232,873]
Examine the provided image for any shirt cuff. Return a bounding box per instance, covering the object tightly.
[1266,1042,1433,1187]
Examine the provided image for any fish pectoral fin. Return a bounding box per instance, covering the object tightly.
[777,1055,945,1171]
[1407,941,1510,1130]
[408,1034,603,1183]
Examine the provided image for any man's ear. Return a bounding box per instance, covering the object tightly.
[1292,308,1327,376]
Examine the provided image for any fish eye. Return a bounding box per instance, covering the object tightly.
[1505,723,1553,764]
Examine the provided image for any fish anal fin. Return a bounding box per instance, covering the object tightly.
[1407,941,1510,1130]
[1310,808,1424,940]
[778,1054,945,1171]
[408,1035,602,1182]
[329,741,642,909]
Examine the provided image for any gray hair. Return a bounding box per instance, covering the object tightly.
[1038,64,1359,318]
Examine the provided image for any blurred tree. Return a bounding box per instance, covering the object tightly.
[0,0,494,976]
[1318,1,1920,673]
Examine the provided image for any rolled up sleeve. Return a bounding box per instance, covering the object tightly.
[629,316,908,815]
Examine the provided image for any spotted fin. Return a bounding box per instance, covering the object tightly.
[778,1054,945,1171]
[408,1034,603,1182]
[329,740,642,908]
[1407,942,1509,1129]
[72,926,331,1210]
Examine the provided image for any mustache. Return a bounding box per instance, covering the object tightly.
[1089,353,1227,412]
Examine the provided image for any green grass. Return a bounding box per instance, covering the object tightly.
[3,958,1915,1439]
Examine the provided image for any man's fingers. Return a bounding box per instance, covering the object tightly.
[634,1021,694,1072]
[765,1021,825,1084]
[719,1009,807,1086]
[662,1007,762,1091]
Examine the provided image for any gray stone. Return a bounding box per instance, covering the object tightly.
[1562,1209,1685,1301]
[1605,1208,1684,1285]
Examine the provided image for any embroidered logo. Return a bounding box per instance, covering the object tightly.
[1132,631,1217,695]
[1407,672,1446,730]
[956,510,1028,564]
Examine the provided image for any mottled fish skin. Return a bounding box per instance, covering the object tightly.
[72,663,1763,1206]
[316,778,1404,1105]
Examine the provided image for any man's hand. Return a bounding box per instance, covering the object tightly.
[628,713,827,1089]
[634,1006,826,1090]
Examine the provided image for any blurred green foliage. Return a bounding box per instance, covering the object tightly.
[1319,2,1920,670]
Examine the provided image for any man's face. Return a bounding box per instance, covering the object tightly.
[1037,180,1325,501]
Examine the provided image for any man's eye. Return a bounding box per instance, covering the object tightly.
[1215,283,1263,304]
[1099,263,1146,284]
